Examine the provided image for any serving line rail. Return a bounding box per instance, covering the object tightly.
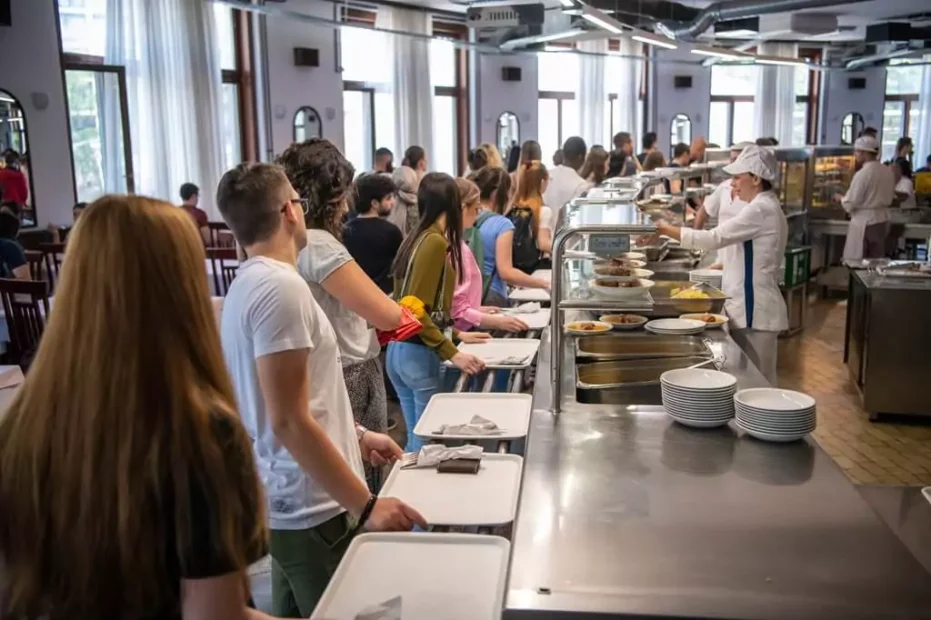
[502,327,931,620]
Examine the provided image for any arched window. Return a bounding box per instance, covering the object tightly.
[496,112,519,160]
[669,113,691,155]
[0,89,36,226]
[293,107,322,143]
[841,112,864,145]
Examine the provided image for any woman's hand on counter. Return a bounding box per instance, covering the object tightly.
[451,351,486,375]
[459,331,492,344]
[359,430,403,467]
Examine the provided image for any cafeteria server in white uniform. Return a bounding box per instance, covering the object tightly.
[693,142,753,266]
[835,136,896,261]
[652,145,788,384]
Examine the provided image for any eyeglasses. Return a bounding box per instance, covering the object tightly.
[284,198,310,215]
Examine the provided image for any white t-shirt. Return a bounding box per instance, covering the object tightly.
[539,206,553,232]
[298,229,380,366]
[542,165,587,230]
[896,177,916,209]
[221,255,365,530]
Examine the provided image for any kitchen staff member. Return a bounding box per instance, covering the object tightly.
[834,136,896,261]
[650,145,788,384]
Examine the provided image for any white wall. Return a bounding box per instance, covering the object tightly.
[819,66,886,145]
[0,0,76,226]
[264,0,344,158]
[476,52,538,145]
[651,48,711,155]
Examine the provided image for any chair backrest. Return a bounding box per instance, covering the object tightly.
[23,250,44,282]
[38,242,66,292]
[0,277,51,366]
[206,246,239,296]
[207,222,235,248]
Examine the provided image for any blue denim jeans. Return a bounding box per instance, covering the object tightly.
[386,341,443,452]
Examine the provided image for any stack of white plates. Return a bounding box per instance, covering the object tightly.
[734,388,817,442]
[661,369,737,428]
[644,318,706,335]
[690,268,724,290]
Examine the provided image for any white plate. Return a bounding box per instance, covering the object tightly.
[667,413,732,428]
[660,368,737,390]
[566,321,613,336]
[665,408,735,421]
[311,533,509,620]
[594,259,647,269]
[690,268,724,279]
[591,279,654,300]
[735,388,816,412]
[619,251,647,261]
[591,268,655,282]
[662,388,737,402]
[736,408,816,423]
[379,454,523,526]
[679,313,728,329]
[599,314,648,330]
[646,326,706,336]
[735,415,816,430]
[646,318,707,332]
[413,393,533,441]
[735,420,811,442]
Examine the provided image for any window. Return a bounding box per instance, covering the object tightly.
[220,83,242,171]
[882,64,921,161]
[58,0,107,57]
[538,50,579,167]
[343,89,375,173]
[214,4,237,72]
[431,39,458,175]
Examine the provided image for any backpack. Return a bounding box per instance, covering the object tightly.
[464,210,495,302]
[506,205,541,274]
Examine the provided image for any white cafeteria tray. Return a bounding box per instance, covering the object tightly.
[509,286,551,302]
[531,269,552,282]
[311,533,510,620]
[379,453,523,526]
[413,393,533,441]
[448,338,540,369]
[503,306,551,330]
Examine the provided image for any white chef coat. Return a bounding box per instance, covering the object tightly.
[702,179,748,265]
[841,161,896,260]
[680,190,788,332]
[895,177,916,209]
[543,165,588,230]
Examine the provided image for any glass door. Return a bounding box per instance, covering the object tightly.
[64,64,134,203]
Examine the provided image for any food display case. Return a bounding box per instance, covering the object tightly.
[809,146,855,218]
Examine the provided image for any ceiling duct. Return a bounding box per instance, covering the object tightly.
[665,0,870,41]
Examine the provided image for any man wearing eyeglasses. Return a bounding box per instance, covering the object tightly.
[216,163,426,617]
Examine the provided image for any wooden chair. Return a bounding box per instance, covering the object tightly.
[38,242,66,292]
[206,247,239,296]
[0,278,51,367]
[24,250,44,282]
[207,222,235,248]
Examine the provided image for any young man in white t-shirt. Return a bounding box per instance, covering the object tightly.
[216,163,426,617]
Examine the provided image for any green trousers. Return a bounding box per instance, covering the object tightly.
[269,512,356,618]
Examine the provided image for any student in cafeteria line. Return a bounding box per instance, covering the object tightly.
[665,142,692,194]
[834,136,896,261]
[916,154,931,173]
[509,139,542,194]
[553,149,565,167]
[387,173,488,452]
[48,201,88,244]
[468,143,504,172]
[0,150,28,208]
[511,161,554,256]
[641,151,666,172]
[373,147,394,174]
[0,206,29,279]
[452,177,529,334]
[648,146,788,384]
[579,145,610,190]
[689,136,708,164]
[277,138,409,492]
[892,158,916,209]
[0,195,275,620]
[180,183,210,246]
[606,150,630,179]
[543,136,588,230]
[389,145,428,236]
[637,131,658,168]
[468,166,549,307]
[216,162,426,617]
[612,132,639,176]
[343,173,403,295]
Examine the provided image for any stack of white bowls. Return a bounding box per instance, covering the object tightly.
[690,268,724,290]
[645,318,706,335]
[734,388,817,442]
[660,368,737,428]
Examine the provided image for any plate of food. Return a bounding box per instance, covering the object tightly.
[618,251,647,261]
[593,257,647,270]
[599,314,648,330]
[590,278,655,300]
[592,266,654,281]
[566,320,613,335]
[679,313,728,328]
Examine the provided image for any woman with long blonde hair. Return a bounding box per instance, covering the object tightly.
[512,160,553,254]
[0,196,272,620]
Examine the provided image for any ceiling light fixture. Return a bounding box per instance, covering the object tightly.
[756,56,808,66]
[559,0,576,7]
[631,33,677,50]
[690,45,749,60]
[500,28,585,51]
[580,4,624,35]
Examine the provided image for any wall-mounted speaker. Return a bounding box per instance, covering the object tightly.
[674,75,692,89]
[848,77,867,90]
[0,0,11,27]
[293,47,320,68]
[501,66,522,82]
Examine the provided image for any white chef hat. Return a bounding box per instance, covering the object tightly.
[853,135,879,153]
[729,141,755,152]
[723,144,778,181]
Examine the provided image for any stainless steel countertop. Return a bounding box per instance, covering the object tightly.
[854,269,931,292]
[504,329,931,620]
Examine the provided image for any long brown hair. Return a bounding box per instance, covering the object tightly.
[468,166,511,215]
[0,196,267,618]
[579,145,609,184]
[513,160,548,237]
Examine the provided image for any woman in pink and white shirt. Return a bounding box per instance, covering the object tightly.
[452,178,528,333]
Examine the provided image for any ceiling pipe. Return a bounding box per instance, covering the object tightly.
[665,0,871,41]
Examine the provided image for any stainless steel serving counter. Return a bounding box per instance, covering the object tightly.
[504,328,931,620]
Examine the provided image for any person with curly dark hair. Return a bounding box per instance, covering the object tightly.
[277,139,408,489]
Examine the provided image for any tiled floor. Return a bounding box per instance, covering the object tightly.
[778,299,931,486]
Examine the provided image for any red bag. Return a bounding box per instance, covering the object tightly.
[376,306,423,346]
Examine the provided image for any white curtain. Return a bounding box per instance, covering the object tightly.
[105,0,226,218]
[914,55,931,169]
[753,42,798,146]
[610,38,642,148]
[377,7,433,168]
[577,39,607,148]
